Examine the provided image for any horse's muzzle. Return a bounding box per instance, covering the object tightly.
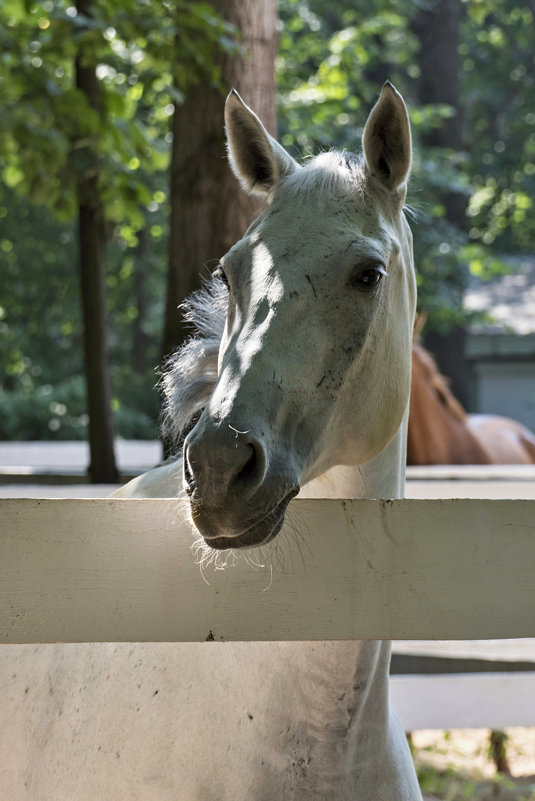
[183,425,299,549]
[193,488,298,550]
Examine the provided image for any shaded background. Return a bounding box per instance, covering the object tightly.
[1,0,534,480]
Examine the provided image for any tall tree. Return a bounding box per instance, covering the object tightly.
[411,0,470,405]
[161,0,278,367]
[75,0,118,482]
[0,0,236,458]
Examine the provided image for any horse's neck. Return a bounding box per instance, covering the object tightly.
[295,413,420,799]
[299,410,408,501]
[295,413,407,757]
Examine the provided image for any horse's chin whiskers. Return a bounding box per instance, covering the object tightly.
[186,500,310,586]
[190,532,239,578]
[283,506,312,571]
[261,559,274,592]
[188,518,279,583]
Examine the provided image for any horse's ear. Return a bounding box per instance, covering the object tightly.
[225,89,299,198]
[362,82,411,194]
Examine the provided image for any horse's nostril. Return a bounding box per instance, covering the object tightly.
[234,442,259,486]
[184,429,268,503]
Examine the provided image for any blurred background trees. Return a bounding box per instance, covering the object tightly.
[1,0,534,476]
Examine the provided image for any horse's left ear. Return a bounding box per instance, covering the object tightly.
[362,82,411,194]
[225,89,299,198]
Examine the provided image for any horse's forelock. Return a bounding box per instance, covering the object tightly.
[280,150,368,201]
[160,275,228,454]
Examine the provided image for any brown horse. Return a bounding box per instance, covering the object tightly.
[407,343,535,465]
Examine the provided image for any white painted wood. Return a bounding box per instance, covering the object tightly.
[405,464,535,499]
[391,673,535,730]
[406,464,535,480]
[393,639,535,662]
[1,497,535,643]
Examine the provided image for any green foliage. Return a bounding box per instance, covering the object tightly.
[462,2,535,252]
[0,0,237,225]
[0,0,237,441]
[277,0,535,333]
[277,0,466,332]
[413,730,534,800]
[0,193,80,387]
[1,0,533,440]
[277,0,418,153]
[0,374,88,441]
[0,190,163,439]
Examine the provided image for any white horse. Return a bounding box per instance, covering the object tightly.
[114,83,421,799]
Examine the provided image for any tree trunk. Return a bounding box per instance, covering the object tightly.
[75,0,118,483]
[161,0,277,455]
[411,0,470,407]
[161,0,277,364]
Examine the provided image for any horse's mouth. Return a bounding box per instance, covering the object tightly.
[196,489,298,551]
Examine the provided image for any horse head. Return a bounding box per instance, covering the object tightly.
[183,83,416,549]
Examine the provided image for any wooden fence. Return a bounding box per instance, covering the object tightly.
[1,497,535,733]
[2,497,535,643]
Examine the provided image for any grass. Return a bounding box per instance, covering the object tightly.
[411,728,535,800]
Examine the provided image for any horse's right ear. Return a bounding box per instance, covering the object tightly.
[225,90,299,198]
[362,81,411,195]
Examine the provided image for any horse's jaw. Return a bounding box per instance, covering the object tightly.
[298,408,409,502]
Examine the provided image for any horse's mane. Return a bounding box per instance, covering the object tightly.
[160,274,227,454]
[411,343,467,423]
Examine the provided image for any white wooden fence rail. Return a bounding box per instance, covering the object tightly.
[2,497,535,643]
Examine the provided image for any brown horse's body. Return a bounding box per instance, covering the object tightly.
[407,344,535,465]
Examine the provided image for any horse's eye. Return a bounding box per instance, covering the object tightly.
[353,265,388,288]
[213,264,229,289]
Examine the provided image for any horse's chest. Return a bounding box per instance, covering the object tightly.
[225,642,368,800]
